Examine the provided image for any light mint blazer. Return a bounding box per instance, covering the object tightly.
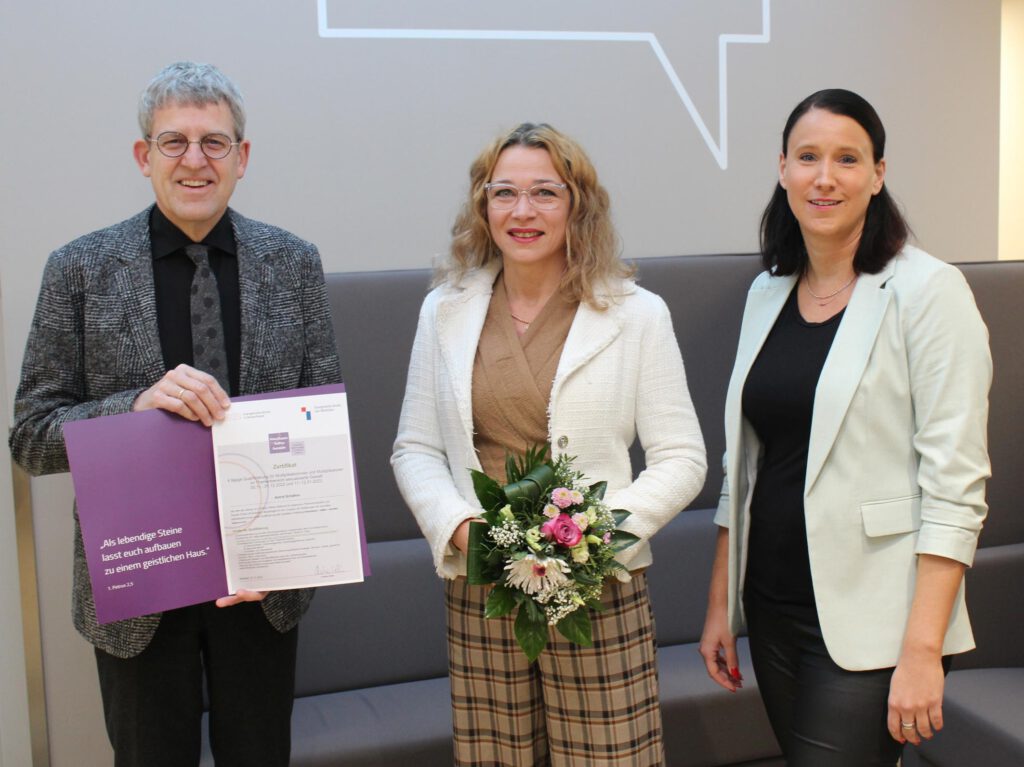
[715,245,992,671]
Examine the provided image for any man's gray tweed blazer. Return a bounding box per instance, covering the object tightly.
[9,207,342,658]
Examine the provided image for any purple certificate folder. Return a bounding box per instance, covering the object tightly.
[64,383,369,624]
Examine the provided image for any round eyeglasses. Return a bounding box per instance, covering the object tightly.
[484,182,568,210]
[147,131,240,160]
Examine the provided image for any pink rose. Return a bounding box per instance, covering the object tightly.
[541,513,584,547]
[550,488,575,509]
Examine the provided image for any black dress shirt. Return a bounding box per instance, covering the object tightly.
[150,206,241,395]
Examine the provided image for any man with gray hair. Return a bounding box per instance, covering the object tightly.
[10,61,340,766]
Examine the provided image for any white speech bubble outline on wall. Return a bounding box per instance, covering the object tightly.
[317,0,771,170]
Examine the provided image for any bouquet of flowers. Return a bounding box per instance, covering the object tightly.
[466,445,639,661]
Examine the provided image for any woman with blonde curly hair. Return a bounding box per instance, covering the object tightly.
[393,122,707,766]
[440,122,627,306]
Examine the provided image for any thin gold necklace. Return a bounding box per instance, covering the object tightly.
[509,311,531,326]
[804,273,857,306]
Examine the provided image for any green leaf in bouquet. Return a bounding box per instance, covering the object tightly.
[505,443,550,484]
[588,480,608,500]
[521,594,546,624]
[556,607,594,647]
[504,462,555,507]
[484,584,517,618]
[585,597,605,612]
[505,452,522,483]
[515,605,549,662]
[573,569,602,586]
[523,443,550,471]
[607,530,641,553]
[466,520,499,585]
[611,508,631,526]
[470,469,506,514]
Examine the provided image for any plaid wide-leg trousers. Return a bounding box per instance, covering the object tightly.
[445,573,664,767]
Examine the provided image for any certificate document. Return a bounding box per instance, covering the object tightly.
[65,384,367,624]
[212,389,364,592]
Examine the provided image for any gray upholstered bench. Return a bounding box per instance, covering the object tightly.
[200,255,1023,767]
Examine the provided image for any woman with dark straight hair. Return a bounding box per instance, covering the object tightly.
[759,89,909,276]
[700,89,992,766]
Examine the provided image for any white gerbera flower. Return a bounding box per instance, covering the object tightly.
[504,554,571,595]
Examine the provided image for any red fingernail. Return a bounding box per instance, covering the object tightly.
[729,667,741,680]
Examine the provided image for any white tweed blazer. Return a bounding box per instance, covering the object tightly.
[392,262,707,579]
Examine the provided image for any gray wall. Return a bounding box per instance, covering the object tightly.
[0,1,1001,765]
[0,294,32,767]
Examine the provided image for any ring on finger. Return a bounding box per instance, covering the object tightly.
[901,721,916,730]
[176,387,186,400]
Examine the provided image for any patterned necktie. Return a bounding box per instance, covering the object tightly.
[184,243,230,392]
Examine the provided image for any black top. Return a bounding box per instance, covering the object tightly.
[742,286,844,606]
[150,207,241,395]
